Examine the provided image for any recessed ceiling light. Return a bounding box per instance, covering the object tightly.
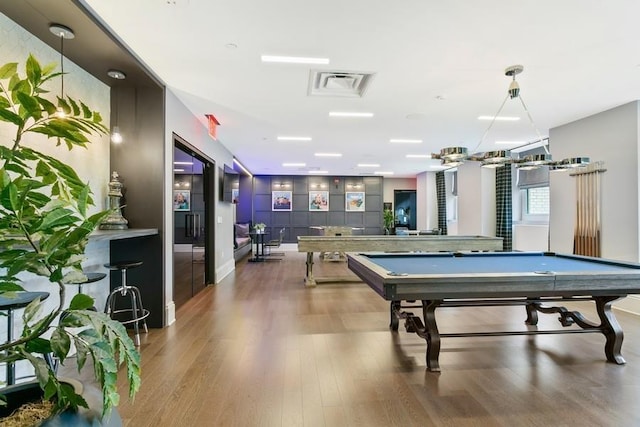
[261,55,329,65]
[357,163,380,167]
[315,153,342,157]
[282,162,306,167]
[107,69,126,80]
[277,136,312,141]
[406,154,431,158]
[174,161,194,165]
[478,116,520,121]
[374,171,394,175]
[309,170,329,174]
[390,139,422,144]
[328,112,374,118]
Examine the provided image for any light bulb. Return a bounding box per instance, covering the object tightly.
[111,126,123,144]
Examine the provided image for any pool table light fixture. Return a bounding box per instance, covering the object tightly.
[433,65,590,171]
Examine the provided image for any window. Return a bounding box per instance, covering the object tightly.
[520,186,549,222]
[526,186,549,215]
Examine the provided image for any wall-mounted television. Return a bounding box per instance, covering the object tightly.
[221,164,239,203]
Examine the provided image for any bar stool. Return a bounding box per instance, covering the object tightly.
[0,291,50,385]
[66,272,107,312]
[103,261,149,346]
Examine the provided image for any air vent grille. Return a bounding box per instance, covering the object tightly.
[308,70,375,97]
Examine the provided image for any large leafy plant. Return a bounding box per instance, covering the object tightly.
[0,55,140,416]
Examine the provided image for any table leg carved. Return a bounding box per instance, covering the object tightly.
[391,295,626,372]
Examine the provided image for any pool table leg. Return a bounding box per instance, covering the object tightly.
[595,296,626,365]
[304,252,316,287]
[525,299,539,325]
[390,301,400,331]
[422,300,441,372]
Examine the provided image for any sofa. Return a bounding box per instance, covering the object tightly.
[234,222,252,261]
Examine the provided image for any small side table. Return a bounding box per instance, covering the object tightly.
[248,232,267,262]
[0,291,50,385]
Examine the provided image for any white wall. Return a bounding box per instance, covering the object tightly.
[164,90,236,324]
[549,101,639,262]
[456,162,496,236]
[383,177,417,203]
[416,171,438,230]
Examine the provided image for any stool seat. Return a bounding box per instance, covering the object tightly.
[0,291,49,310]
[104,261,143,270]
[81,272,107,284]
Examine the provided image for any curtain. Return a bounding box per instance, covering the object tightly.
[436,171,447,235]
[572,161,605,257]
[495,164,512,251]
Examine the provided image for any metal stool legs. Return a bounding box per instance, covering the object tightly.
[104,262,149,347]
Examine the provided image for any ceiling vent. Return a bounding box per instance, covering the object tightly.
[308,70,375,97]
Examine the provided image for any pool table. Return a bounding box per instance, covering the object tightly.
[297,235,503,286]
[347,251,640,372]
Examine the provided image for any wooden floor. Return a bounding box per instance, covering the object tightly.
[116,251,640,426]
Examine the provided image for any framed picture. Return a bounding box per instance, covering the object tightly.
[345,192,365,212]
[173,190,191,211]
[309,191,329,211]
[272,190,292,211]
[231,188,239,204]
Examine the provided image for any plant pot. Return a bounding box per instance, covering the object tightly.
[0,378,84,423]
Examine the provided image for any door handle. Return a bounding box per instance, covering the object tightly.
[185,214,193,237]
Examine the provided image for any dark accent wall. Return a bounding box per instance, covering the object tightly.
[252,175,384,243]
[236,174,253,224]
[110,85,165,327]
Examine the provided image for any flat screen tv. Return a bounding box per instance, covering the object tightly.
[221,164,239,203]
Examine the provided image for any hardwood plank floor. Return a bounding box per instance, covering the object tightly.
[116,251,640,426]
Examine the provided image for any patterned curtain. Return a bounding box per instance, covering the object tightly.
[495,165,512,251]
[436,171,447,235]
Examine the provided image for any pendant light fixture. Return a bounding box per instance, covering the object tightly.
[107,69,126,144]
[433,65,589,170]
[49,24,75,118]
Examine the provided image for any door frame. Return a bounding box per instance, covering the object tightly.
[173,134,216,286]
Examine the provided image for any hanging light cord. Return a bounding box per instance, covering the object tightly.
[472,93,510,154]
[472,72,550,155]
[60,33,65,100]
[517,95,550,154]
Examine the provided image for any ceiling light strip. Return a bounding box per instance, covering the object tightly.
[261,55,329,65]
[328,112,374,118]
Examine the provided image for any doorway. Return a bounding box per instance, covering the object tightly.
[394,190,417,230]
[173,138,215,309]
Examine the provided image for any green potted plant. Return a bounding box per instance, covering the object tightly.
[0,55,140,420]
[254,223,266,233]
[383,209,394,235]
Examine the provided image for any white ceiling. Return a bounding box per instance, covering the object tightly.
[83,0,640,177]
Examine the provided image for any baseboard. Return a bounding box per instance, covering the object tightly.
[614,295,640,316]
[165,301,176,326]
[216,258,235,283]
